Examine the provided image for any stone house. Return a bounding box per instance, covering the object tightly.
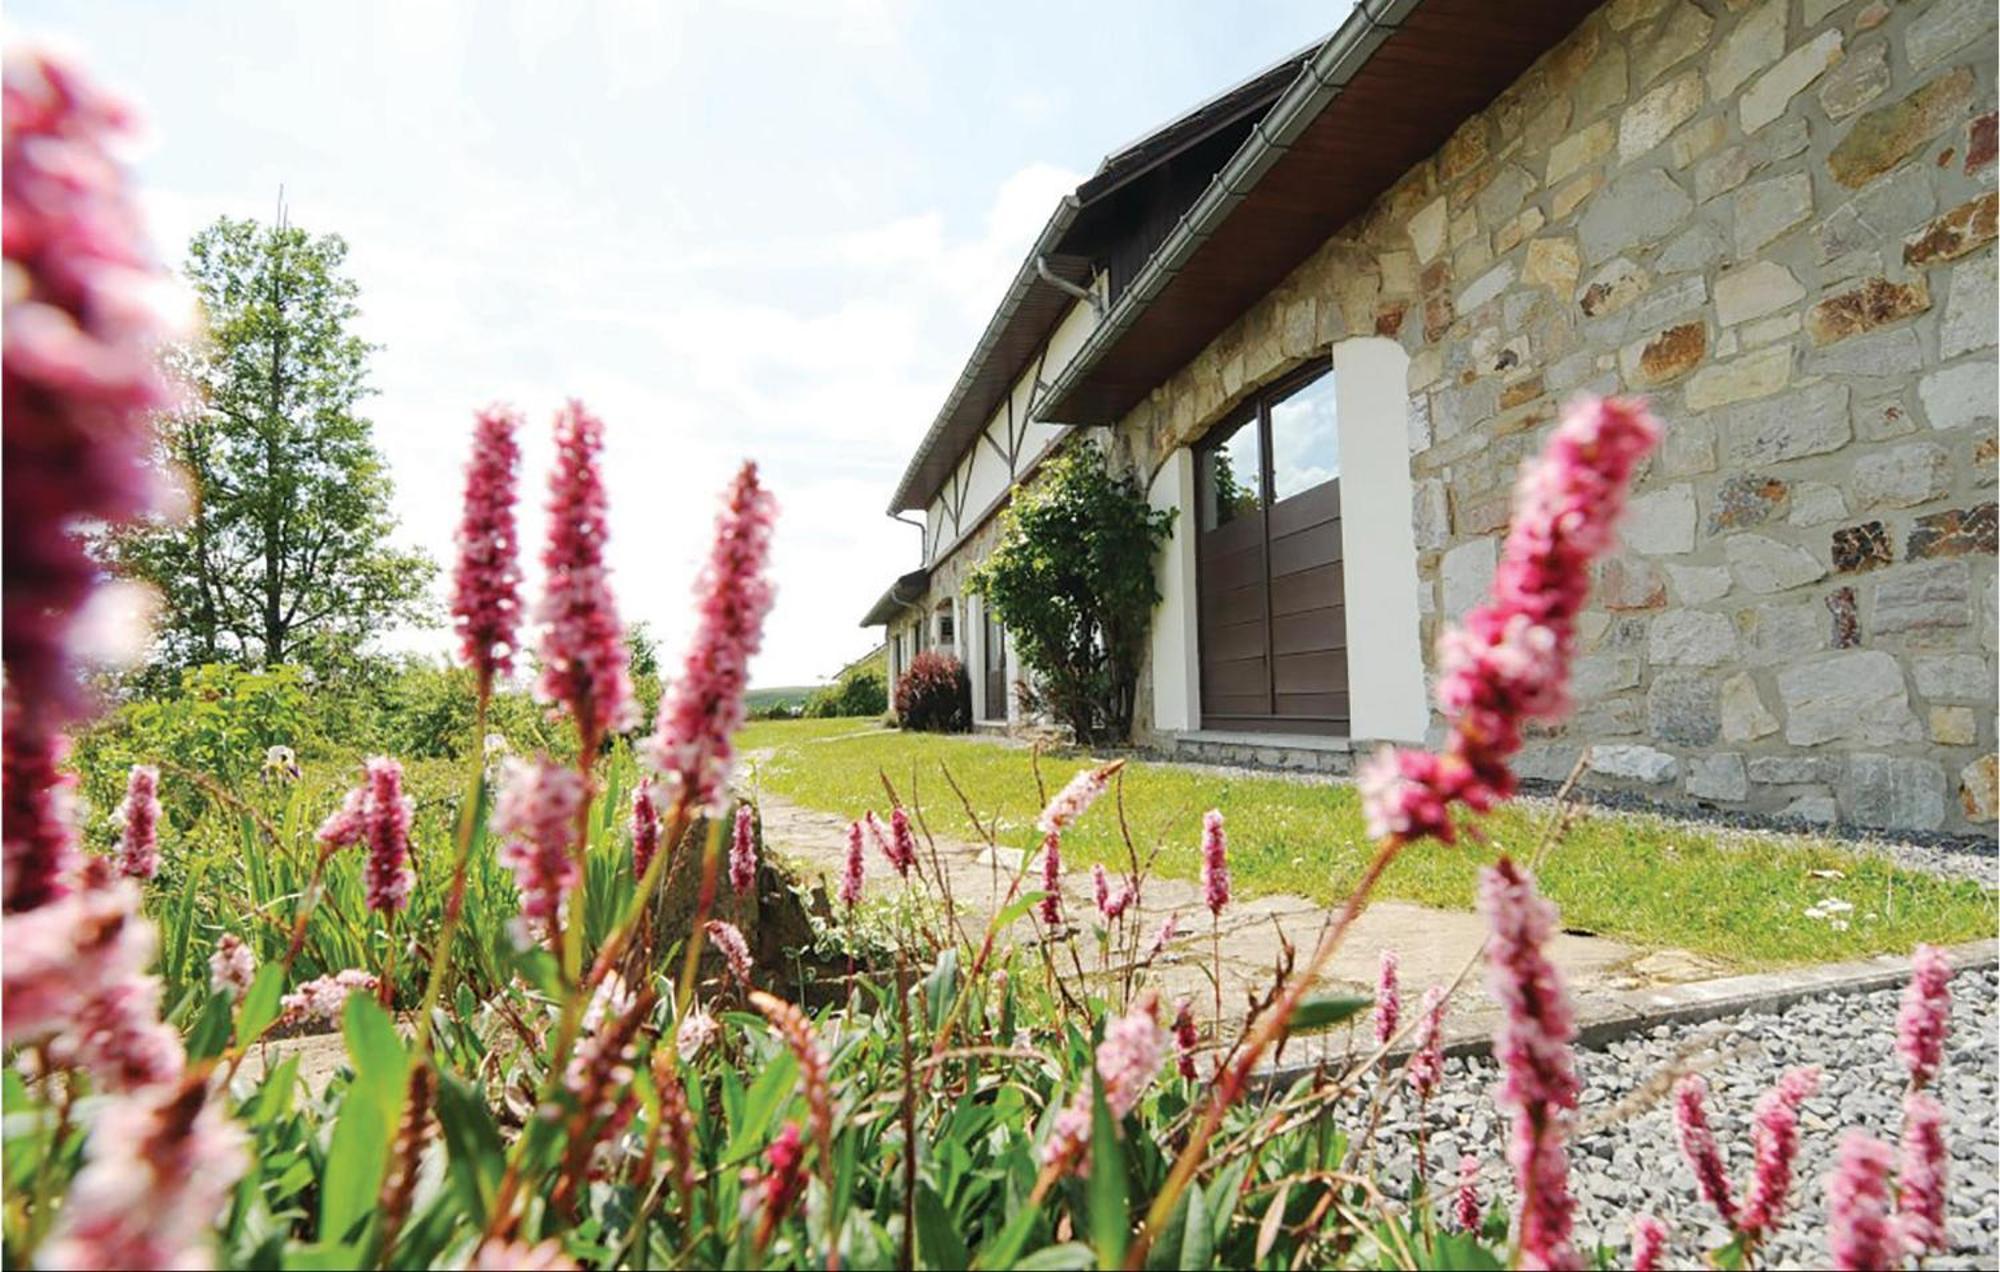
[862,0,1998,836]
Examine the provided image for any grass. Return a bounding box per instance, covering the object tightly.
[742,719,1995,970]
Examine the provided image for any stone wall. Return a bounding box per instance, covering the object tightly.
[1114,0,1998,835]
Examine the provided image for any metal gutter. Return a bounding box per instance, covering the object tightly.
[1032,0,1421,426]
[885,196,1084,514]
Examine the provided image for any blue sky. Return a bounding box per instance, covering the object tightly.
[19,0,1345,686]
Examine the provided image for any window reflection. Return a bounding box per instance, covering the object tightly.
[1268,371,1338,504]
[1200,417,1263,531]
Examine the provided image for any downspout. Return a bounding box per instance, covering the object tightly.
[1035,256,1103,317]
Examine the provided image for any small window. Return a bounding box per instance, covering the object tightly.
[936,603,955,646]
[1199,416,1264,532]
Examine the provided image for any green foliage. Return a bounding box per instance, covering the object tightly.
[893,651,970,733]
[104,215,434,676]
[969,443,1174,744]
[805,665,887,720]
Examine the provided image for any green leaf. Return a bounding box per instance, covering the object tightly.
[434,1073,504,1222]
[993,890,1050,932]
[1287,994,1371,1033]
[1180,1183,1212,1270]
[234,963,286,1048]
[318,994,409,1245]
[186,990,236,1061]
[917,1181,969,1271]
[722,1050,798,1165]
[1423,1230,1504,1270]
[1089,1076,1127,1271]
[1014,1244,1097,1270]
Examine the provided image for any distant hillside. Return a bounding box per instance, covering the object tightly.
[745,684,819,712]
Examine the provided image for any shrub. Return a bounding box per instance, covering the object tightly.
[893,650,969,731]
[969,442,1173,744]
[804,665,887,718]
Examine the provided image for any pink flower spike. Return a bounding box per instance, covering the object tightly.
[1452,1154,1481,1233]
[706,919,753,990]
[3,721,80,912]
[361,757,414,914]
[470,1237,579,1271]
[889,806,918,877]
[1093,863,1134,921]
[1171,997,1199,1080]
[866,809,911,876]
[1198,808,1229,915]
[534,400,636,744]
[641,462,778,814]
[316,781,368,851]
[1407,984,1448,1100]
[452,404,524,687]
[1827,1132,1902,1271]
[1037,763,1115,837]
[208,934,255,999]
[491,757,587,948]
[1896,943,1952,1090]
[1,878,156,1048]
[1672,1074,1738,1229]
[729,802,758,894]
[1628,1216,1668,1272]
[116,764,160,880]
[1896,1091,1948,1257]
[279,969,379,1027]
[839,820,864,910]
[1741,1066,1820,1239]
[1146,912,1180,962]
[1373,947,1401,1047]
[49,973,183,1091]
[1037,832,1062,926]
[631,779,661,879]
[1480,857,1581,1271]
[1041,994,1167,1179]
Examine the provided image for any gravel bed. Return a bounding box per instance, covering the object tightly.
[1360,966,1999,1268]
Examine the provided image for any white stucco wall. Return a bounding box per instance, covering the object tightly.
[1332,337,1427,744]
[1148,449,1200,732]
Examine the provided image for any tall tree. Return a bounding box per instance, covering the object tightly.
[108,214,433,671]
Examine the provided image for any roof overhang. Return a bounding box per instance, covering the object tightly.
[859,569,931,627]
[1035,0,1600,426]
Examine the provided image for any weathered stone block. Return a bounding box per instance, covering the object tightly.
[1656,224,1728,277]
[1828,66,1976,189]
[1931,706,1977,746]
[1686,752,1749,802]
[1940,256,1997,359]
[1852,442,1951,509]
[1726,533,1827,594]
[1620,72,1704,161]
[1621,321,1707,387]
[1574,653,1644,699]
[1723,383,1851,466]
[1819,38,1890,120]
[1650,609,1737,666]
[1666,563,1732,605]
[1459,262,1516,313]
[1845,753,1947,830]
[1548,119,1614,185]
[1721,672,1780,742]
[1805,276,1932,346]
[1412,479,1450,550]
[1580,258,1650,319]
[1684,345,1792,410]
[1908,503,1998,559]
[1917,361,1999,432]
[1636,3,1713,85]
[1906,0,1995,72]
[1962,754,1999,822]
[1714,260,1804,327]
[1597,555,1668,610]
[1476,165,1538,231]
[1913,652,1992,700]
[1783,793,1840,825]
[1708,474,1788,532]
[1708,0,1784,98]
[1904,193,1999,267]
[1580,170,1693,264]
[1741,29,1841,133]
[1789,482,1848,528]
[1739,597,1831,665]
[1441,537,1497,621]
[1589,744,1679,783]
[1408,196,1448,264]
[1623,484,1698,556]
[1749,755,1838,785]
[1648,669,1720,746]
[1806,327,1922,378]
[1661,414,1718,477]
[1832,520,1895,574]
[1873,560,1972,633]
[1776,650,1921,746]
[1695,145,1751,203]
[1734,172,1814,255]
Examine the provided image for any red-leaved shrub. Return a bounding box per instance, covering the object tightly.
[893,651,970,732]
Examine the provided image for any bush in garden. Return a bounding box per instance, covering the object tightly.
[2,43,1974,1272]
[892,650,969,732]
[803,664,886,718]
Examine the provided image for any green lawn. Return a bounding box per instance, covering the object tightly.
[739,719,1994,970]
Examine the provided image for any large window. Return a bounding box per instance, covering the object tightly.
[1194,362,1348,735]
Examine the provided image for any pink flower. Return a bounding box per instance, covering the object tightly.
[2,48,173,741]
[1480,857,1581,1271]
[452,404,524,688]
[1452,1154,1482,1232]
[889,806,918,877]
[1041,1104,1091,1172]
[1741,1066,1821,1239]
[868,809,913,877]
[1673,1074,1738,1229]
[1628,1215,1668,1272]
[742,1121,808,1242]
[706,919,753,989]
[1092,863,1118,920]
[1896,943,1951,1090]
[280,969,379,1026]
[316,781,368,851]
[839,819,865,909]
[1198,808,1229,915]
[1171,997,1199,1080]
[641,462,778,814]
[581,970,636,1034]
[41,1074,248,1271]
[1038,832,1062,925]
[208,933,255,998]
[729,802,757,894]
[534,401,636,743]
[631,778,661,879]
[361,756,413,914]
[470,1237,579,1270]
[676,1004,718,1062]
[116,764,160,880]
[1827,1132,1902,1271]
[4,719,79,912]
[1408,984,1448,1100]
[1146,911,1180,962]
[1896,1092,1948,1257]
[1359,397,1659,846]
[1374,947,1401,1047]
[2,878,155,1048]
[49,974,183,1091]
[491,757,587,947]
[1043,994,1166,1177]
[1037,763,1114,836]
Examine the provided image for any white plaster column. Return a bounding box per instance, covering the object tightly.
[967,593,987,721]
[1332,337,1428,744]
[1147,448,1201,733]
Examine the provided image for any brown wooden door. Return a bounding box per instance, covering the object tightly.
[982,607,1007,722]
[1196,363,1348,735]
